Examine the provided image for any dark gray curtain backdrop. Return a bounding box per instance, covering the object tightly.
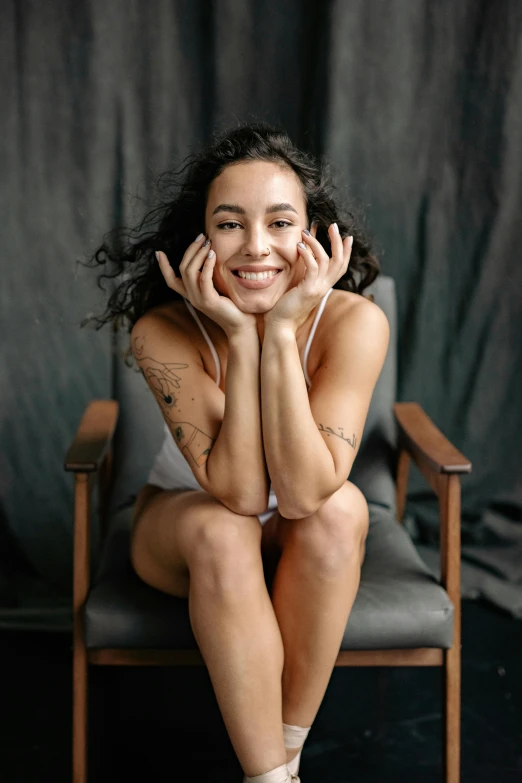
[1,0,522,624]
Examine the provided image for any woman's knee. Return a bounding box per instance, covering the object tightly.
[187,499,264,592]
[130,490,262,592]
[286,482,369,576]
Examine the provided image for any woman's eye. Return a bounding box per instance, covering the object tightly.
[216,220,292,230]
[217,221,242,230]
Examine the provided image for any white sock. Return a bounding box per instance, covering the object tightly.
[283,723,311,776]
[244,762,291,783]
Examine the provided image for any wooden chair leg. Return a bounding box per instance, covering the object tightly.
[443,644,461,783]
[73,640,88,783]
[73,473,91,783]
[439,474,462,782]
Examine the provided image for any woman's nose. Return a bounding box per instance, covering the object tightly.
[241,228,270,258]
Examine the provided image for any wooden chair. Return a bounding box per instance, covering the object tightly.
[65,276,471,782]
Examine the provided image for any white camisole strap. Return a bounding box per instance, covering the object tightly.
[183,288,333,390]
[183,299,221,388]
[302,288,334,388]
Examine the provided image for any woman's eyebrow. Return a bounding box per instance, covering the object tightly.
[212,202,298,216]
[266,202,298,215]
[212,203,246,215]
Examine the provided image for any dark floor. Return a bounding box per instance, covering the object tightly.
[1,599,521,783]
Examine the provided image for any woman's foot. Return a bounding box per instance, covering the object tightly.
[243,763,296,783]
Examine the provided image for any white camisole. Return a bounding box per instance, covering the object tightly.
[146,288,334,524]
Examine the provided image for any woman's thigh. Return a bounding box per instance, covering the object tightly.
[130,484,263,599]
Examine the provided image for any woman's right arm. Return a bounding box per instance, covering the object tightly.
[131,313,269,517]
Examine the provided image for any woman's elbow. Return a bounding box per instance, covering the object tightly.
[220,492,269,519]
[277,498,320,520]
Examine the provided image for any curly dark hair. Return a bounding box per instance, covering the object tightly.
[81,122,380,334]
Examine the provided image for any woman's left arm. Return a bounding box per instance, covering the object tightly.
[261,300,389,519]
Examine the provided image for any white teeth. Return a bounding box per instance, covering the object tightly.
[237,269,279,280]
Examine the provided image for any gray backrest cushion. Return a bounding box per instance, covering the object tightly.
[107,275,397,517]
[349,276,398,512]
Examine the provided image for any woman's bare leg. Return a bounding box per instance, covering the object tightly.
[266,481,370,765]
[131,488,287,777]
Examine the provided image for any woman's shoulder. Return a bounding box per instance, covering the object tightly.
[316,287,389,355]
[132,299,195,339]
[325,288,381,326]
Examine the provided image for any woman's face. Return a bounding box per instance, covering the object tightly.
[204,160,316,313]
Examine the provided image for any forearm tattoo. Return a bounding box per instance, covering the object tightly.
[172,422,214,467]
[132,334,215,466]
[318,423,357,450]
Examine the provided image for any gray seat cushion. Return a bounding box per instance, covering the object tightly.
[85,503,454,651]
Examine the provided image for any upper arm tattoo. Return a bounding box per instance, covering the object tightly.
[132,333,215,467]
[132,334,188,414]
[318,423,357,450]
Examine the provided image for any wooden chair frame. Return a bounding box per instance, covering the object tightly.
[65,399,471,783]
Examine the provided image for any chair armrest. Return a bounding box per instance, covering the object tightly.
[64,400,119,473]
[65,401,119,648]
[393,402,472,645]
[393,402,471,476]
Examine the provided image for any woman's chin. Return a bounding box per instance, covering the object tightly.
[233,297,276,315]
[217,273,297,314]
[216,285,281,314]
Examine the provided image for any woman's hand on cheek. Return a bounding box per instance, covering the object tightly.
[156,236,257,337]
[263,224,353,333]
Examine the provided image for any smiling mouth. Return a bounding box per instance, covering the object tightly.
[231,269,283,289]
[233,269,281,280]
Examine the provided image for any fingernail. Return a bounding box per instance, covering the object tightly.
[303,229,311,236]
[349,235,354,245]
[207,249,215,259]
[195,233,204,242]
[297,241,306,249]
[203,238,210,247]
[155,251,160,261]
[332,222,339,234]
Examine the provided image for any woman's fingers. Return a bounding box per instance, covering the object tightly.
[156,250,188,297]
[343,235,354,269]
[171,233,218,304]
[328,223,345,266]
[156,249,177,286]
[187,240,211,277]
[297,241,320,279]
[179,234,208,274]
[181,240,214,296]
[301,230,328,268]
[199,249,217,296]
[301,224,353,274]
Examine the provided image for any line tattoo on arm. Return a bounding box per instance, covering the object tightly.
[172,422,215,467]
[318,423,357,450]
[132,335,188,410]
[132,334,214,467]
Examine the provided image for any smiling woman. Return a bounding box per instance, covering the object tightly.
[81,123,389,783]
[203,161,316,321]
[82,123,379,338]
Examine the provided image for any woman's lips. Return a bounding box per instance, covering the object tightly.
[232,270,282,290]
